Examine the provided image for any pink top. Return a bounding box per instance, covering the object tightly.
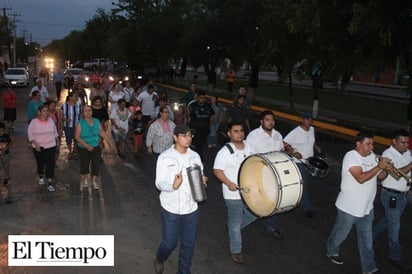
[27,118,58,149]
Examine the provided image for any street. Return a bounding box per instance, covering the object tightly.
[0,83,411,274]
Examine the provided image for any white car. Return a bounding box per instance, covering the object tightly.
[3,68,29,87]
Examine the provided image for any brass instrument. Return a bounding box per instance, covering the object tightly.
[376,156,412,185]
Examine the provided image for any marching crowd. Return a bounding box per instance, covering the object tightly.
[0,73,411,274]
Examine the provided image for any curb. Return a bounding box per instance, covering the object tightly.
[157,83,392,146]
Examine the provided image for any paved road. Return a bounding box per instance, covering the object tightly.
[1,83,411,273]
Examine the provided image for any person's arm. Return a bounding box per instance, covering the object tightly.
[145,124,154,154]
[98,123,111,146]
[213,169,238,191]
[349,157,391,184]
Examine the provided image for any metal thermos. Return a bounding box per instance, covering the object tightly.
[186,164,207,202]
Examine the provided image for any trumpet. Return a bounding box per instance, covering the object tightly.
[376,156,412,185]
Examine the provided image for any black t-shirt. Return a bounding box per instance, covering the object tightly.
[0,133,11,154]
[188,102,215,130]
[133,118,146,135]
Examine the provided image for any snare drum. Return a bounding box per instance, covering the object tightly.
[238,152,303,217]
[306,157,330,178]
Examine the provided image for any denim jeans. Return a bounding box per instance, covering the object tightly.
[373,190,407,260]
[225,199,257,253]
[297,163,311,210]
[156,208,198,274]
[326,208,376,273]
[207,122,219,145]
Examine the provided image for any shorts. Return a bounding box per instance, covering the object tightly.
[64,127,75,144]
[114,132,128,142]
[0,153,11,170]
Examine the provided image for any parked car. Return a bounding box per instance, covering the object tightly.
[15,63,30,73]
[2,68,29,87]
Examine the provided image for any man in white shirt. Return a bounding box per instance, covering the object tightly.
[283,112,322,218]
[30,79,49,102]
[214,122,257,264]
[246,110,286,240]
[373,129,412,271]
[137,84,158,125]
[326,131,391,273]
[153,124,206,274]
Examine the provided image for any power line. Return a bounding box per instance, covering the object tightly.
[20,20,83,28]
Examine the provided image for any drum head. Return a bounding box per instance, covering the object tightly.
[238,155,279,217]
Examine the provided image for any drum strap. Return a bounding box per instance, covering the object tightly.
[225,143,234,154]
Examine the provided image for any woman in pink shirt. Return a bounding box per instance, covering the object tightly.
[27,104,59,192]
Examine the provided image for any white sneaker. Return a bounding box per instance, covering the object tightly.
[39,177,45,185]
[93,183,99,190]
[47,185,55,192]
[83,180,88,187]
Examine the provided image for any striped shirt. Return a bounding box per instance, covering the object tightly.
[61,102,82,128]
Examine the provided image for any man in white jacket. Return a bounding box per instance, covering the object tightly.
[153,124,207,274]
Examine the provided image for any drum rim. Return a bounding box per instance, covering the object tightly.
[238,152,304,217]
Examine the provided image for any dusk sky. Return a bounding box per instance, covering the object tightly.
[5,0,115,46]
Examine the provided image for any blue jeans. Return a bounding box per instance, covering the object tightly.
[373,190,407,260]
[326,208,376,273]
[225,199,257,253]
[297,163,311,210]
[156,208,198,274]
[207,122,219,145]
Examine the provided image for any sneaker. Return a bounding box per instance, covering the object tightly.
[93,183,99,190]
[231,253,244,264]
[83,180,88,188]
[39,177,45,185]
[47,184,55,192]
[153,259,164,274]
[327,255,344,265]
[3,177,10,186]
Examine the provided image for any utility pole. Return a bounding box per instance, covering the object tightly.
[8,12,21,66]
[2,8,12,66]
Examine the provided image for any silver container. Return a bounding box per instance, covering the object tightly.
[186,164,207,202]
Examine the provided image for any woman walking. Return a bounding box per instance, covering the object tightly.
[146,106,176,160]
[75,105,110,189]
[27,105,59,192]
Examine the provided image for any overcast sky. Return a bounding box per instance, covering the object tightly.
[5,0,114,46]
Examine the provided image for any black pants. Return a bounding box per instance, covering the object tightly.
[55,82,62,101]
[78,146,101,176]
[192,128,209,160]
[33,146,56,179]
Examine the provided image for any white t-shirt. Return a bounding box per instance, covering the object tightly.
[382,146,412,192]
[213,142,255,200]
[284,126,315,159]
[137,91,157,116]
[246,126,284,153]
[110,108,131,134]
[335,150,377,217]
[30,86,49,102]
[156,146,203,214]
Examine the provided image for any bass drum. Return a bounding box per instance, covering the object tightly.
[238,152,303,218]
[306,156,330,178]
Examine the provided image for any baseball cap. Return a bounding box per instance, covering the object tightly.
[302,112,313,119]
[173,124,196,136]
